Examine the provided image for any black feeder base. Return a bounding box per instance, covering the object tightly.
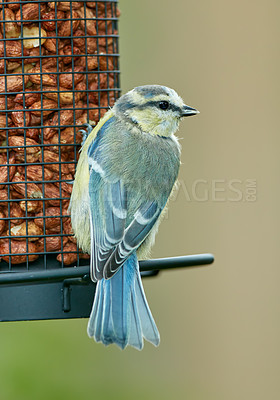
[0,254,214,322]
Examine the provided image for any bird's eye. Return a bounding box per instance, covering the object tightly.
[158,101,170,110]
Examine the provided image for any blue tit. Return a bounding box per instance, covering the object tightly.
[69,85,199,350]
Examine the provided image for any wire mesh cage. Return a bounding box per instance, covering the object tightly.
[0,0,120,274]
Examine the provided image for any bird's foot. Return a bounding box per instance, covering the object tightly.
[79,123,93,146]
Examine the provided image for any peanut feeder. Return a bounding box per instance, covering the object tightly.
[0,1,120,267]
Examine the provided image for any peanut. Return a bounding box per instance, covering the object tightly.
[29,66,57,87]
[8,136,39,154]
[29,99,57,118]
[43,86,82,105]
[56,173,73,194]
[34,207,61,229]
[41,183,61,207]
[59,66,84,89]
[11,105,31,130]
[56,242,78,265]
[10,221,43,241]
[0,188,8,206]
[15,151,41,164]
[0,152,16,187]
[19,165,53,182]
[6,0,20,12]
[25,128,40,141]
[60,45,81,65]
[25,47,44,63]
[15,3,46,25]
[40,150,69,174]
[37,236,66,252]
[0,95,14,110]
[76,7,96,36]
[0,208,5,234]
[43,31,57,53]
[8,202,24,225]
[42,10,65,32]
[0,40,27,60]
[12,172,43,198]
[29,113,42,127]
[48,127,82,153]
[14,91,41,107]
[22,26,47,49]
[6,61,20,71]
[19,199,42,213]
[48,2,83,11]
[0,8,20,38]
[63,216,76,243]
[58,10,80,37]
[0,74,29,93]
[0,240,39,264]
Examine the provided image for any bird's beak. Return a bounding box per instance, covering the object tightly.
[182,104,200,117]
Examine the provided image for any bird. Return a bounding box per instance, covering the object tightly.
[69,85,199,350]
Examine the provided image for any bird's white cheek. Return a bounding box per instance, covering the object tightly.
[158,119,179,136]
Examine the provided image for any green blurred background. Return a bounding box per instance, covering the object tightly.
[1,1,279,399]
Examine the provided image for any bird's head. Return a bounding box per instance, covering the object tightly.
[113,85,199,137]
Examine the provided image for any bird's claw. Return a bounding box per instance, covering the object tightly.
[79,123,93,146]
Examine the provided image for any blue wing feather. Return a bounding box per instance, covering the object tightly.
[102,201,162,279]
[87,117,165,281]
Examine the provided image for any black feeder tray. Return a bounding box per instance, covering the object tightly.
[0,1,214,323]
[0,254,214,322]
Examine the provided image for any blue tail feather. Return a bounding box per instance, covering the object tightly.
[101,280,115,346]
[129,284,144,349]
[134,272,160,346]
[110,261,131,348]
[87,252,160,350]
[87,281,103,341]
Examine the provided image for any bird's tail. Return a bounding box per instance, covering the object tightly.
[87,252,160,350]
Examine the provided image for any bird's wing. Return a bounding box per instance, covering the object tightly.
[87,122,164,281]
[102,199,162,279]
